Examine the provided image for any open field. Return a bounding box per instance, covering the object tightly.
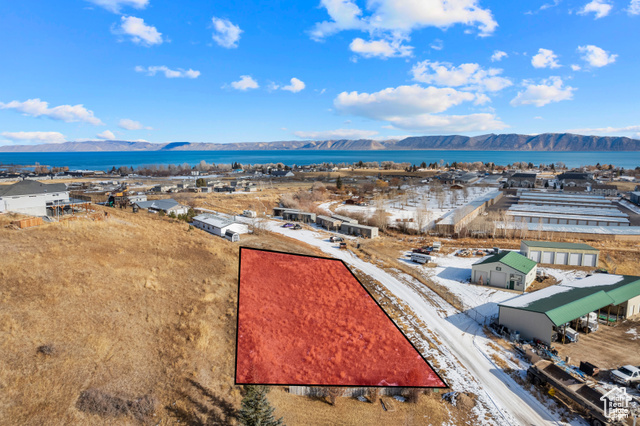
[0,207,326,425]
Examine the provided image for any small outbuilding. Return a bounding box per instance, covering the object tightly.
[520,240,599,267]
[472,251,537,291]
[282,210,316,223]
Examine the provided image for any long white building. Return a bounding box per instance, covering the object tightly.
[0,180,69,216]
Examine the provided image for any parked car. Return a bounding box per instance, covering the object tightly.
[611,365,640,386]
[412,247,431,254]
[339,242,347,249]
[293,224,302,230]
[281,223,294,228]
[330,236,344,242]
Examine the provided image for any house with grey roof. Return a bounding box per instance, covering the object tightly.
[0,180,69,216]
[191,214,249,242]
[135,198,189,215]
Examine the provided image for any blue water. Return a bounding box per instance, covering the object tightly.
[1,150,639,171]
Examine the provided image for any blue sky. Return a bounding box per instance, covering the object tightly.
[0,0,639,145]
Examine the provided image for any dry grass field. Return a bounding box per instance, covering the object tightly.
[0,207,466,425]
[0,207,324,425]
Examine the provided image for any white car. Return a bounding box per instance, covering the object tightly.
[611,365,640,386]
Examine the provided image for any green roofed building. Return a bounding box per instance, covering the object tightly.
[498,274,640,344]
[472,251,538,292]
[520,240,599,267]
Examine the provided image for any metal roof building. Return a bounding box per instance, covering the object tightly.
[472,251,538,291]
[498,274,640,344]
[192,213,249,240]
[506,210,629,226]
[520,240,600,266]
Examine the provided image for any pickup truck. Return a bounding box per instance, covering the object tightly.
[611,365,640,387]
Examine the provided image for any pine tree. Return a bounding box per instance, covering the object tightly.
[238,385,283,426]
[336,175,343,190]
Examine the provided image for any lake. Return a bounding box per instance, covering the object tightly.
[1,150,639,171]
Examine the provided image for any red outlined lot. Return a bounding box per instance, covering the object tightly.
[235,248,446,388]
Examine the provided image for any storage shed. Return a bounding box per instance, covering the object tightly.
[340,222,379,238]
[282,210,316,223]
[316,215,342,231]
[472,251,537,291]
[498,274,640,344]
[520,241,600,267]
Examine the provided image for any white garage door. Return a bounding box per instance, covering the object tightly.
[490,271,507,288]
[475,270,489,285]
[529,251,541,262]
[542,251,554,264]
[569,253,582,266]
[583,254,597,267]
[555,252,568,265]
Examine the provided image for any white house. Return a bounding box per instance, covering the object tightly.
[472,250,537,291]
[192,214,249,241]
[0,180,69,216]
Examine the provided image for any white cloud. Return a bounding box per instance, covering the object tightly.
[85,0,148,13]
[0,98,104,125]
[571,64,582,71]
[311,0,498,41]
[567,125,640,135]
[1,131,66,144]
[229,75,259,91]
[211,17,242,48]
[294,129,380,139]
[578,0,612,18]
[629,0,640,14]
[384,113,508,133]
[411,60,512,92]
[115,16,163,46]
[510,77,575,107]
[96,130,116,140]
[578,45,617,67]
[491,50,508,62]
[118,118,151,130]
[349,37,413,58]
[332,84,505,132]
[430,39,444,51]
[281,78,306,93]
[531,48,560,68]
[335,85,477,119]
[135,65,200,78]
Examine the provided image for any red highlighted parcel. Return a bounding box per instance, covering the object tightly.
[235,248,446,388]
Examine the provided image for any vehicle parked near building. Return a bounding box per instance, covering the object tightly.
[330,236,344,242]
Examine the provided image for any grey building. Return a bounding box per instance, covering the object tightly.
[0,180,69,216]
[340,222,379,238]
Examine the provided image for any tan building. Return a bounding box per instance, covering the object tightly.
[520,240,600,267]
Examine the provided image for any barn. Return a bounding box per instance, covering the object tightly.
[520,241,599,267]
[471,251,537,291]
[498,274,640,344]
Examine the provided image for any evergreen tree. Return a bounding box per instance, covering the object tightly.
[238,385,283,426]
[336,175,343,190]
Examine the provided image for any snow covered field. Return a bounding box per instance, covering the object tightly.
[320,185,496,230]
[256,218,581,425]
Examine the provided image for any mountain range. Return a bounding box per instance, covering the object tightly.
[1,133,639,152]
